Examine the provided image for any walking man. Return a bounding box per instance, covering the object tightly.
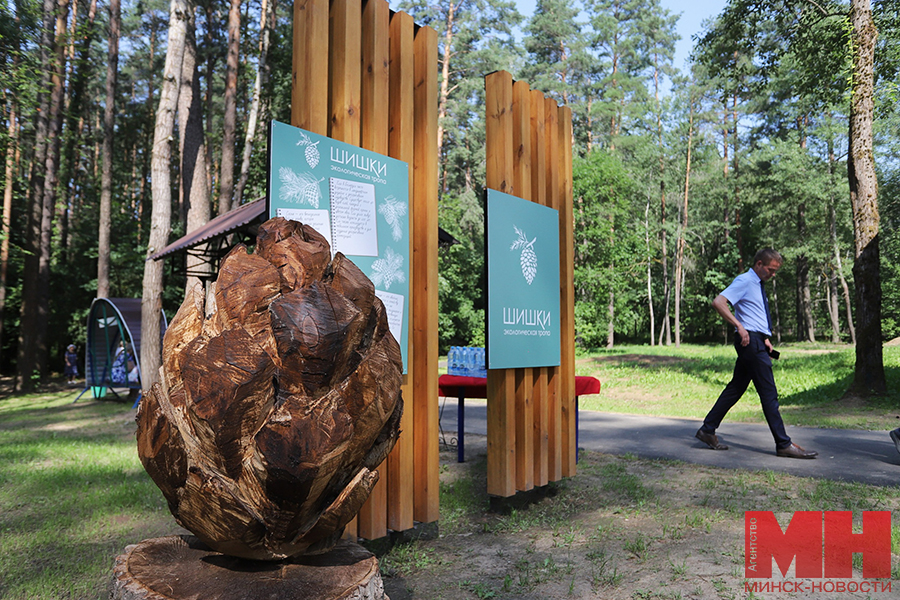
[695,248,818,459]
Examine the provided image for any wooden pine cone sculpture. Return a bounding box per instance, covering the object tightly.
[136,217,404,561]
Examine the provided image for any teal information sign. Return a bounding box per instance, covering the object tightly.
[486,189,561,369]
[267,120,410,372]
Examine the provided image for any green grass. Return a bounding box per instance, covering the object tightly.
[575,343,900,429]
[0,391,171,600]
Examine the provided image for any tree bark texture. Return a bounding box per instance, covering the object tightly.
[0,100,18,366]
[234,0,274,210]
[97,0,120,298]
[178,17,211,291]
[137,218,403,561]
[33,0,71,380]
[674,98,693,347]
[109,536,388,600]
[16,0,57,392]
[218,0,240,215]
[142,0,189,392]
[847,0,885,395]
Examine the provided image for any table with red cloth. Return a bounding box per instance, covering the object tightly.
[438,374,602,462]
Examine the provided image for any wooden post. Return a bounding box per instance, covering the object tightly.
[291,0,328,134]
[558,106,576,477]
[328,0,361,144]
[484,72,573,496]
[386,9,415,533]
[543,96,562,482]
[292,0,438,539]
[326,0,363,541]
[529,88,549,488]
[356,0,391,541]
[511,80,533,492]
[412,24,440,524]
[484,70,516,498]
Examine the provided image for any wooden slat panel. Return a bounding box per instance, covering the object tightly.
[514,367,531,491]
[356,0,391,541]
[486,369,516,497]
[543,96,562,482]
[511,80,533,493]
[484,70,516,497]
[412,23,440,523]
[386,9,415,531]
[291,0,329,133]
[529,88,549,487]
[558,105,576,477]
[547,366,561,479]
[328,0,362,541]
[328,0,361,144]
[485,71,514,196]
[532,367,549,486]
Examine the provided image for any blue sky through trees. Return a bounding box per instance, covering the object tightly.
[513,0,727,69]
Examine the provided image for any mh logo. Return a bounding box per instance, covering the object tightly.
[745,511,892,579]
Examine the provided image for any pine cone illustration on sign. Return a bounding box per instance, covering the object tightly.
[511,225,537,285]
[296,130,321,168]
[136,217,403,561]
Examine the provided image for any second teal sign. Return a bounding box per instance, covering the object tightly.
[486,189,561,369]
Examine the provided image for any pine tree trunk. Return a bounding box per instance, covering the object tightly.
[16,0,56,392]
[846,0,885,396]
[674,99,693,348]
[0,99,18,367]
[59,0,97,267]
[142,0,189,392]
[180,17,211,292]
[218,0,240,216]
[34,0,71,381]
[97,0,120,299]
[645,199,654,346]
[234,0,274,210]
[828,131,855,344]
[436,1,457,183]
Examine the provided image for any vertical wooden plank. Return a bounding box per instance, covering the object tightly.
[328,0,361,144]
[532,368,549,486]
[547,367,561,479]
[328,0,363,540]
[485,71,515,196]
[543,96,562,482]
[512,80,532,200]
[356,0,390,541]
[386,9,415,531]
[529,88,549,487]
[558,105,576,477]
[412,23,440,523]
[292,0,329,133]
[511,80,533,493]
[485,70,516,498]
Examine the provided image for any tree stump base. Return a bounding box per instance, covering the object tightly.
[109,535,389,600]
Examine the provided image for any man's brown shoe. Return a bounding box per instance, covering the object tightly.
[695,429,728,450]
[776,443,818,459]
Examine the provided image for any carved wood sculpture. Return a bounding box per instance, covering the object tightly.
[136,217,404,561]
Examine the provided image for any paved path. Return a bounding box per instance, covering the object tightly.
[438,399,900,488]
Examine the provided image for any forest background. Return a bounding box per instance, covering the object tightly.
[0,0,898,394]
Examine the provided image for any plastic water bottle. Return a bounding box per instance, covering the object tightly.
[447,346,457,375]
[476,347,486,377]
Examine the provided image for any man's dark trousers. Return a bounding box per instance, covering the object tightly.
[700,331,792,449]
